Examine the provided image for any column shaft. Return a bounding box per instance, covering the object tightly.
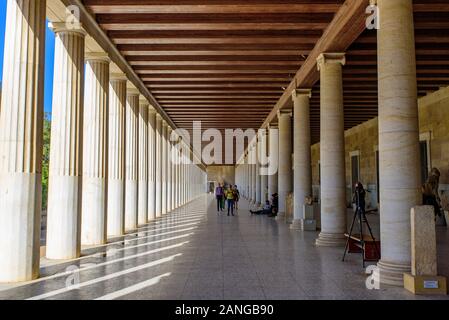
[167,127,173,212]
[147,109,157,221]
[291,89,313,230]
[106,75,126,238]
[155,115,163,217]
[138,98,149,226]
[81,55,109,246]
[161,123,168,214]
[260,132,269,204]
[277,112,293,218]
[125,91,139,231]
[47,25,85,259]
[0,0,46,282]
[268,127,279,200]
[255,139,262,206]
[315,53,347,247]
[376,0,421,286]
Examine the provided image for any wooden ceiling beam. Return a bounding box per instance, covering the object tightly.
[261,0,370,128]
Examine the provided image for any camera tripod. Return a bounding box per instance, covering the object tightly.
[342,192,380,268]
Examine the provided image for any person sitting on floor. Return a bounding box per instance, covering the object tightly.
[268,193,279,217]
[250,200,272,215]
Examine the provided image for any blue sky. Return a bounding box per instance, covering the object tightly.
[0,0,55,113]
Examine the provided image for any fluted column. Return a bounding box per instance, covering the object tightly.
[315,53,347,247]
[125,89,139,231]
[155,114,163,217]
[167,127,173,213]
[260,131,268,204]
[81,53,109,246]
[161,122,168,215]
[277,111,293,218]
[169,131,176,210]
[291,89,313,231]
[106,73,126,238]
[46,23,86,259]
[174,134,179,208]
[268,126,279,200]
[0,0,46,282]
[251,145,257,202]
[376,0,421,286]
[255,138,262,206]
[147,107,157,221]
[138,96,149,226]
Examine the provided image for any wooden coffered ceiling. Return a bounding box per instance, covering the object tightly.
[82,0,449,151]
[82,0,343,134]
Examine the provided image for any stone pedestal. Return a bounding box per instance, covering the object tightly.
[81,53,109,246]
[46,23,85,259]
[315,53,347,247]
[0,0,46,282]
[291,205,317,231]
[106,74,126,238]
[376,0,421,286]
[404,206,447,295]
[125,89,139,231]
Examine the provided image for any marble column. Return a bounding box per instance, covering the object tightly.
[315,53,347,247]
[161,122,168,215]
[167,127,173,213]
[155,115,163,218]
[0,0,46,282]
[251,144,257,203]
[138,96,149,226]
[268,125,279,200]
[106,73,126,238]
[45,23,85,259]
[376,0,421,286]
[147,107,157,221]
[291,89,313,231]
[125,89,139,231]
[255,139,262,206]
[277,111,293,218]
[260,131,269,204]
[81,53,109,246]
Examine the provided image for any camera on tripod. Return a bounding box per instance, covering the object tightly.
[353,182,366,212]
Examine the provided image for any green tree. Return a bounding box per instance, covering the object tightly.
[42,113,51,210]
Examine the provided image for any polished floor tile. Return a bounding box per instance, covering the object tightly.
[0,195,448,300]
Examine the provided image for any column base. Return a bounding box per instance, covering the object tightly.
[291,219,317,231]
[376,260,411,287]
[275,212,286,221]
[315,232,346,247]
[290,219,302,230]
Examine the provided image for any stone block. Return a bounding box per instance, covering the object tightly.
[411,206,438,276]
[404,273,447,295]
[303,204,314,220]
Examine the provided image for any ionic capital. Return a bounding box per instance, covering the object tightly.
[317,53,346,71]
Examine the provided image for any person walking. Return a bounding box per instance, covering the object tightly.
[225,186,235,216]
[215,184,224,214]
[233,185,240,211]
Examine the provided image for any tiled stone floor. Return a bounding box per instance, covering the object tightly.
[0,194,448,300]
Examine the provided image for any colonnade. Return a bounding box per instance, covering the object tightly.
[0,1,206,283]
[236,0,421,286]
